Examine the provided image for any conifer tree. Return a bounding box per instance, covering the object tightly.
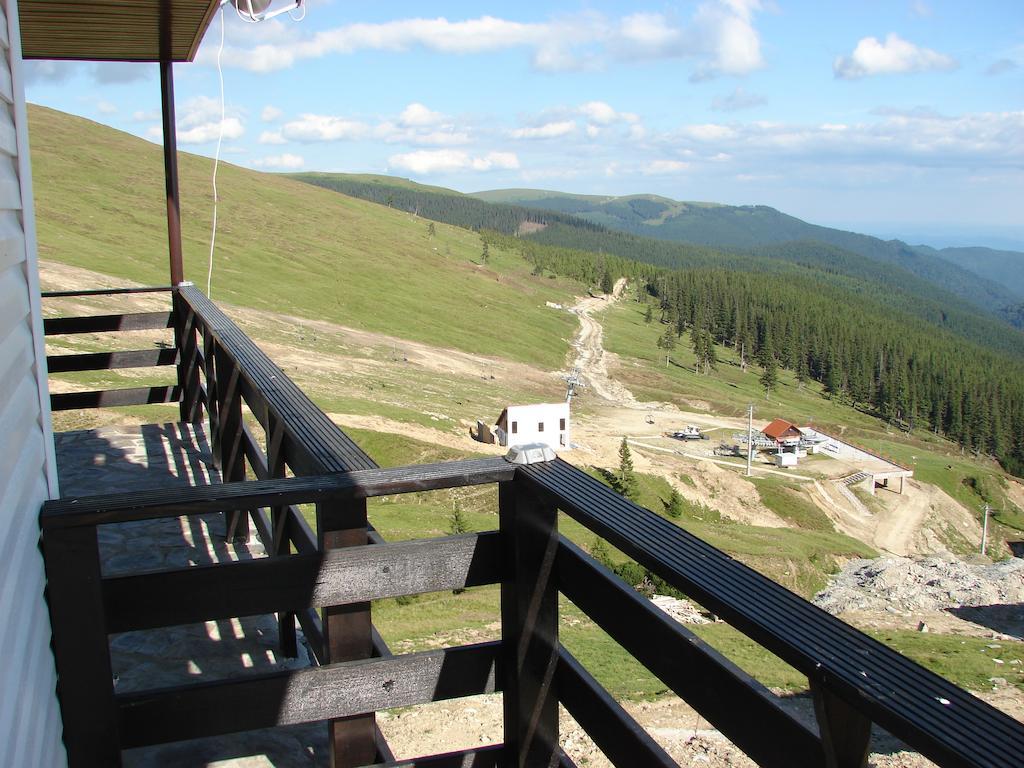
[644,304,653,324]
[665,488,684,519]
[616,438,639,501]
[759,355,778,399]
[657,326,677,367]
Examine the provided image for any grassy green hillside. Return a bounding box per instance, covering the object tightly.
[29,105,578,370]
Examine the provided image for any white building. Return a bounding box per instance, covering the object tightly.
[492,403,571,451]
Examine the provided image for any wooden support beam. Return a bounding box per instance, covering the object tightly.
[265,411,298,656]
[174,290,203,423]
[160,56,183,286]
[319,496,376,767]
[812,682,872,768]
[43,526,121,766]
[117,642,500,749]
[499,480,560,768]
[214,343,248,541]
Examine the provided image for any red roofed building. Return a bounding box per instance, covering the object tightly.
[762,418,803,444]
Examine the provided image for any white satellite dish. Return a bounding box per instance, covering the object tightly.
[224,0,304,23]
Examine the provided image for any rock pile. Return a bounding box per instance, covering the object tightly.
[813,556,1024,614]
[651,594,715,624]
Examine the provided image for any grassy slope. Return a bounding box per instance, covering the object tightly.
[30,105,578,370]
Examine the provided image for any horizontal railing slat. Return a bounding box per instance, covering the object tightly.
[46,348,178,373]
[41,286,174,298]
[50,385,181,411]
[103,531,502,633]
[41,456,515,529]
[557,537,822,768]
[117,641,500,748]
[555,646,675,768]
[43,311,173,335]
[522,458,1024,768]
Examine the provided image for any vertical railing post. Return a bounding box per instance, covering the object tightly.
[268,411,298,657]
[214,344,249,542]
[204,328,221,469]
[43,526,121,767]
[500,478,560,768]
[318,499,377,767]
[173,289,203,424]
[812,681,872,768]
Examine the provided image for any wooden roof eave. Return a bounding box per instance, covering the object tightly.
[18,1,221,63]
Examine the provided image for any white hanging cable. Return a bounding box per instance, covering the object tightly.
[207,6,226,298]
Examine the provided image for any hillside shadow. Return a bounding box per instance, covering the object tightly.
[948,604,1024,640]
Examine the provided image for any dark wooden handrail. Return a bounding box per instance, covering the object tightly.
[521,457,1024,768]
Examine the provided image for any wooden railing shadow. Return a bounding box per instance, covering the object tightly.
[39,285,1024,768]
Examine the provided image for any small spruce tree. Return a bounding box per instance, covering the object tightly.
[481,241,490,264]
[617,438,639,501]
[644,304,653,324]
[656,326,677,367]
[665,488,684,519]
[759,355,778,400]
[448,500,470,594]
[589,536,613,568]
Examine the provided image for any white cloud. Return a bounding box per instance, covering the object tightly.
[711,86,766,112]
[199,5,766,79]
[388,149,519,174]
[586,125,601,139]
[179,118,244,144]
[96,101,117,115]
[150,96,245,145]
[511,121,577,139]
[259,130,287,145]
[132,110,160,122]
[682,123,738,141]
[376,121,471,147]
[642,159,690,175]
[281,113,371,142]
[400,103,445,126]
[834,33,957,79]
[579,101,638,125]
[252,153,304,169]
[261,105,283,121]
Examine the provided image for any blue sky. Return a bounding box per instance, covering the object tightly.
[24,0,1024,248]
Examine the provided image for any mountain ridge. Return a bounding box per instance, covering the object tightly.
[471,188,1024,308]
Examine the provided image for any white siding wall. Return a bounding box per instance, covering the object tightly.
[0,1,66,766]
[503,403,571,451]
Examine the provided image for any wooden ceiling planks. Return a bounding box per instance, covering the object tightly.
[19,0,220,62]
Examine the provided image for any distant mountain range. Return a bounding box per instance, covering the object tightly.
[471,189,1024,311]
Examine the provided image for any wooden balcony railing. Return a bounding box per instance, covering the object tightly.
[39,285,1024,768]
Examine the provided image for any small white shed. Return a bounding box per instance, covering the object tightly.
[493,403,570,451]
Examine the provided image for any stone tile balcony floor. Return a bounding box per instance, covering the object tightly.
[54,423,328,766]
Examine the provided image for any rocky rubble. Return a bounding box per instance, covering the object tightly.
[813,555,1024,614]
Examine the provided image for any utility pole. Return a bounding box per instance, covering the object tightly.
[981,503,990,556]
[746,404,754,477]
